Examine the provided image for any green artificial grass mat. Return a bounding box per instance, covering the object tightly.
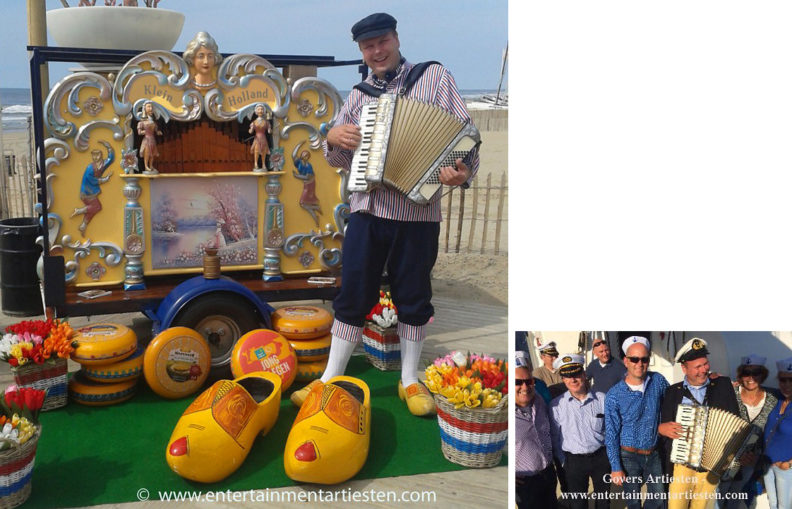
[25,355,505,508]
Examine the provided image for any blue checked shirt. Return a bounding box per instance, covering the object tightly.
[324,60,479,222]
[604,372,670,472]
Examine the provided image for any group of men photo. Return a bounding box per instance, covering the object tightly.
[516,334,792,509]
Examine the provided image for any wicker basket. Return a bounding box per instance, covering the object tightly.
[362,322,400,371]
[0,428,40,509]
[434,394,508,468]
[13,358,68,411]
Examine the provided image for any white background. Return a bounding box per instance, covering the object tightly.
[512,1,792,331]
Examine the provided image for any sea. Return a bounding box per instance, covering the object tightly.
[0,87,505,132]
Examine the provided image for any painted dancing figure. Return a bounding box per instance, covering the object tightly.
[71,140,114,236]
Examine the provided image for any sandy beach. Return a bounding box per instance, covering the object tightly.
[433,127,508,306]
[0,128,37,218]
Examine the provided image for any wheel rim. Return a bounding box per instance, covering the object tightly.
[194,314,242,367]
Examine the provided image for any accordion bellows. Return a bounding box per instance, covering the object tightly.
[349,94,480,204]
[670,404,752,476]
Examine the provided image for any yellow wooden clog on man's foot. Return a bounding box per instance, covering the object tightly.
[166,371,281,483]
[398,380,436,416]
[289,379,323,407]
[284,376,370,484]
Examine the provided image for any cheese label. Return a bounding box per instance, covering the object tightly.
[231,329,297,390]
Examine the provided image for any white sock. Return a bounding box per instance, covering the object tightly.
[320,335,358,382]
[400,337,424,387]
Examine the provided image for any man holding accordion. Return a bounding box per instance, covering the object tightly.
[290,12,479,417]
[658,338,743,509]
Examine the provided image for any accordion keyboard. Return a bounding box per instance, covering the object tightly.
[348,101,379,192]
[670,404,706,468]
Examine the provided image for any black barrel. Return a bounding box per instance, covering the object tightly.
[0,218,43,316]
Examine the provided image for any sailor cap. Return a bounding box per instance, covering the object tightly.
[675,337,710,364]
[553,353,585,377]
[537,341,559,357]
[741,354,767,367]
[776,356,792,374]
[622,336,650,355]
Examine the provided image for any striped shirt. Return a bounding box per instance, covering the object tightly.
[516,396,554,476]
[323,60,479,222]
[550,390,607,464]
[604,372,670,472]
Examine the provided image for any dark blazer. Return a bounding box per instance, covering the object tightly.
[658,376,741,474]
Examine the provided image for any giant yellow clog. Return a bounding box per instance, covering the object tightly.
[166,371,281,483]
[283,376,370,484]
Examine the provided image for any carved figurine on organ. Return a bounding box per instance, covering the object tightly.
[41,31,348,288]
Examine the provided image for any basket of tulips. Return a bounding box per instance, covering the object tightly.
[424,351,508,468]
[0,386,45,508]
[0,320,76,410]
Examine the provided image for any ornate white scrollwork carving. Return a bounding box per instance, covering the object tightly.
[283,225,343,269]
[291,77,343,120]
[75,121,124,152]
[45,72,113,139]
[59,236,124,283]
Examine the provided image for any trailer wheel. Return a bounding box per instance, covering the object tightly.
[172,293,262,370]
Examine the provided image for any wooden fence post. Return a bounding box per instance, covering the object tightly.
[455,187,465,253]
[495,172,506,255]
[467,177,478,253]
[444,186,454,253]
[480,173,492,254]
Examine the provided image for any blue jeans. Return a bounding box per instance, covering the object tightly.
[715,465,754,509]
[620,450,665,509]
[764,465,792,509]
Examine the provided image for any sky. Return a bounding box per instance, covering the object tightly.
[0,0,508,91]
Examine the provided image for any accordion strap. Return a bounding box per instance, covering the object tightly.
[353,61,442,98]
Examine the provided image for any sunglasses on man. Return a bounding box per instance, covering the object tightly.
[779,377,792,384]
[592,341,606,349]
[515,378,535,387]
[626,356,650,364]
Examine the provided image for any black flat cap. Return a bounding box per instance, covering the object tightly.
[351,13,397,42]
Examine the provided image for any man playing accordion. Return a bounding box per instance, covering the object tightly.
[290,12,478,417]
[658,338,742,509]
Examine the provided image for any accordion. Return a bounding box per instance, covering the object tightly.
[348,93,481,205]
[670,404,752,477]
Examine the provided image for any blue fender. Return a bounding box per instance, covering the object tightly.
[145,275,274,336]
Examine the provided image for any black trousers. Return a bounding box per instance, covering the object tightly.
[516,464,558,509]
[562,447,610,509]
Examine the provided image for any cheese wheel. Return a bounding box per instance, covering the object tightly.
[294,358,328,382]
[288,333,331,362]
[69,371,138,406]
[81,346,144,383]
[144,327,211,399]
[71,323,137,366]
[230,329,297,390]
[271,306,332,340]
